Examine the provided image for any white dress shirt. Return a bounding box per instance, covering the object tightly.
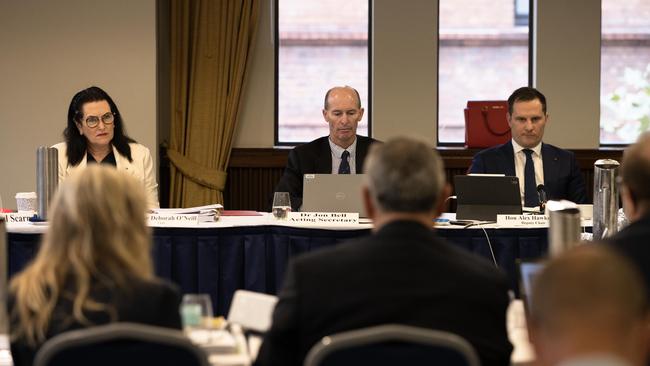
[328,138,357,174]
[512,139,544,205]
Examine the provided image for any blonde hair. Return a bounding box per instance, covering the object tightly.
[10,165,154,345]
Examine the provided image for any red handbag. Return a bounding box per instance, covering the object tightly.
[464,101,511,148]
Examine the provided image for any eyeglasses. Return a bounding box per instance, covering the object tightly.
[83,112,115,128]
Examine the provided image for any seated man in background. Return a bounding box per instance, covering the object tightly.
[469,87,587,206]
[606,132,650,294]
[528,246,649,366]
[257,137,513,366]
[273,86,379,210]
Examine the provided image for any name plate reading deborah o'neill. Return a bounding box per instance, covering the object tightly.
[147,214,200,227]
[497,214,549,228]
[289,212,359,225]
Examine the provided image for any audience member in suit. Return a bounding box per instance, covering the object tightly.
[469,87,587,206]
[606,131,650,294]
[8,166,182,366]
[53,86,159,208]
[528,245,650,366]
[257,137,513,366]
[273,86,380,210]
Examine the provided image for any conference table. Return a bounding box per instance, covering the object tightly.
[6,213,555,316]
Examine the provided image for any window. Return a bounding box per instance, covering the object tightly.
[600,1,650,145]
[438,0,531,144]
[276,0,370,144]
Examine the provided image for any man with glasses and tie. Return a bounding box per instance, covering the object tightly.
[274,86,379,211]
[468,87,587,207]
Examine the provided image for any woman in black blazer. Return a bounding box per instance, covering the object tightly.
[8,165,182,366]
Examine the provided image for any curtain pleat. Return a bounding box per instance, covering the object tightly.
[169,0,260,207]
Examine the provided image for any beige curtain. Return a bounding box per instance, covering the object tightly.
[168,0,259,207]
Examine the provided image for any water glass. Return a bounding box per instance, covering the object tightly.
[272,192,292,219]
[181,294,213,331]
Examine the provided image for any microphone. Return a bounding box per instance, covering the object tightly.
[537,184,548,213]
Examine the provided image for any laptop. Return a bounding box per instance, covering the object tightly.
[301,174,368,217]
[516,259,545,317]
[454,175,522,221]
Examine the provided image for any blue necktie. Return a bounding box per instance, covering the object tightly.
[339,150,350,174]
[523,149,538,207]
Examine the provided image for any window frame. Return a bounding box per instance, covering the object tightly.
[435,0,534,147]
[273,0,373,146]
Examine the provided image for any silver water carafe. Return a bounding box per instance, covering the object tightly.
[547,200,582,257]
[36,147,58,220]
[593,159,619,240]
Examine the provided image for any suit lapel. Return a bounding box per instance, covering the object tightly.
[500,141,516,176]
[315,137,332,174]
[541,143,557,186]
[356,136,368,172]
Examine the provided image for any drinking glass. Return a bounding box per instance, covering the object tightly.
[272,192,292,219]
[180,294,213,331]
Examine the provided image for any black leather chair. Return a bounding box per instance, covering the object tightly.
[33,323,210,366]
[303,324,481,366]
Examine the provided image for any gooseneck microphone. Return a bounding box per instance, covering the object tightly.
[537,184,548,213]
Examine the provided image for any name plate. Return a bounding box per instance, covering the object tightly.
[289,212,359,225]
[147,214,199,227]
[496,214,549,228]
[1,212,36,223]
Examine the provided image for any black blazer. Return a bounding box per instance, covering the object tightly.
[9,278,182,366]
[468,141,588,204]
[606,214,650,296]
[274,135,379,210]
[255,220,513,366]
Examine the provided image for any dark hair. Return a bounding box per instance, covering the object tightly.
[621,132,650,206]
[64,86,135,166]
[323,86,362,110]
[507,87,547,115]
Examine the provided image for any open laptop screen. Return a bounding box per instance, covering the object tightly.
[454,175,522,221]
[301,174,367,217]
[517,259,545,317]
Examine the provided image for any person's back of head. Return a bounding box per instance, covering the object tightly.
[529,245,650,366]
[620,131,650,222]
[10,165,153,346]
[363,137,448,225]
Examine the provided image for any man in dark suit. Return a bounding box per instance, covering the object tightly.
[274,86,379,210]
[469,87,587,206]
[606,132,650,295]
[257,137,513,366]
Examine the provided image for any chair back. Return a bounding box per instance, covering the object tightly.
[33,322,210,366]
[304,324,481,366]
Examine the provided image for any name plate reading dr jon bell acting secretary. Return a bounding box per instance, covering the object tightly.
[289,212,359,225]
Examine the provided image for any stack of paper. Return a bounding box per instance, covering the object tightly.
[150,204,223,223]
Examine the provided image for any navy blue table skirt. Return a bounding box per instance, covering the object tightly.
[8,225,548,315]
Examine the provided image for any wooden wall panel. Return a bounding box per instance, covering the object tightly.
[160,147,623,211]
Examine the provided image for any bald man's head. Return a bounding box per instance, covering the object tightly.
[322,86,364,148]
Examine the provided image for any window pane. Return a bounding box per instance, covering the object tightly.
[438,0,529,144]
[277,0,369,144]
[600,1,650,144]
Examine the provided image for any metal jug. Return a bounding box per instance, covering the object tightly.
[547,200,582,257]
[593,159,619,240]
[36,146,58,220]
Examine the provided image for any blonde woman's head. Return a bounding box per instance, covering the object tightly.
[10,165,154,344]
[44,165,153,280]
